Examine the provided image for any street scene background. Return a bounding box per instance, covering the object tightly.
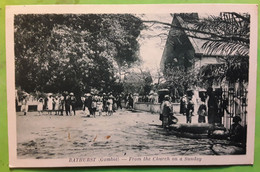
[15,12,249,159]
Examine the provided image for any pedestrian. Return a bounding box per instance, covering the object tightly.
[37,97,44,115]
[70,93,76,116]
[54,96,60,115]
[81,94,86,112]
[128,94,134,110]
[116,94,122,110]
[186,98,194,123]
[64,92,71,116]
[91,95,97,117]
[102,93,108,113]
[97,96,103,116]
[60,93,65,116]
[180,95,187,116]
[197,99,207,123]
[207,87,217,124]
[21,95,28,116]
[161,95,172,129]
[107,95,114,116]
[84,93,92,117]
[47,95,53,115]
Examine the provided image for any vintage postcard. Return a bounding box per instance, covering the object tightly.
[6,4,257,167]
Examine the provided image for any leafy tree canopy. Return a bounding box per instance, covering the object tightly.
[15,14,144,95]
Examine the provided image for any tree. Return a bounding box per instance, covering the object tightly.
[14,14,144,95]
[123,69,153,95]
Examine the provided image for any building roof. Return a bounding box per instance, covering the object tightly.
[176,15,234,57]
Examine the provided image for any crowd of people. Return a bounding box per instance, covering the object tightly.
[20,91,125,117]
[19,89,245,144]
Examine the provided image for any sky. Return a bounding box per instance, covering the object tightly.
[138,14,172,72]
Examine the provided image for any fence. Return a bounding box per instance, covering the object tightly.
[221,84,248,130]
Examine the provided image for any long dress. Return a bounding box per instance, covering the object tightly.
[162,101,171,128]
[21,99,28,112]
[54,98,60,111]
[47,97,53,111]
[37,100,44,111]
[107,98,113,112]
[197,104,207,123]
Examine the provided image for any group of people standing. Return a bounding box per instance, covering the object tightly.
[37,92,77,116]
[20,91,124,117]
[81,93,122,117]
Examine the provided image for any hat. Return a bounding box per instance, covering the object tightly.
[233,116,242,123]
[164,95,170,100]
[70,92,74,96]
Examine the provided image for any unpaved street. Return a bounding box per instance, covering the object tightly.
[17,109,222,159]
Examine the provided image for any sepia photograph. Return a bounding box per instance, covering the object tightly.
[6,4,257,167]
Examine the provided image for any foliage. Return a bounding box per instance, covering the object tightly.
[194,12,250,57]
[123,69,153,95]
[14,14,144,95]
[163,65,199,96]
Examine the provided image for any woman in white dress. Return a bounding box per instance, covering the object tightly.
[54,96,60,115]
[107,95,113,116]
[37,98,44,115]
[47,95,53,115]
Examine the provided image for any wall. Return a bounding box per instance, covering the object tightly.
[134,102,180,114]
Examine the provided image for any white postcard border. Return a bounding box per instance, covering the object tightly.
[6,4,257,168]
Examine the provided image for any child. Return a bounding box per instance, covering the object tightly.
[37,98,44,115]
